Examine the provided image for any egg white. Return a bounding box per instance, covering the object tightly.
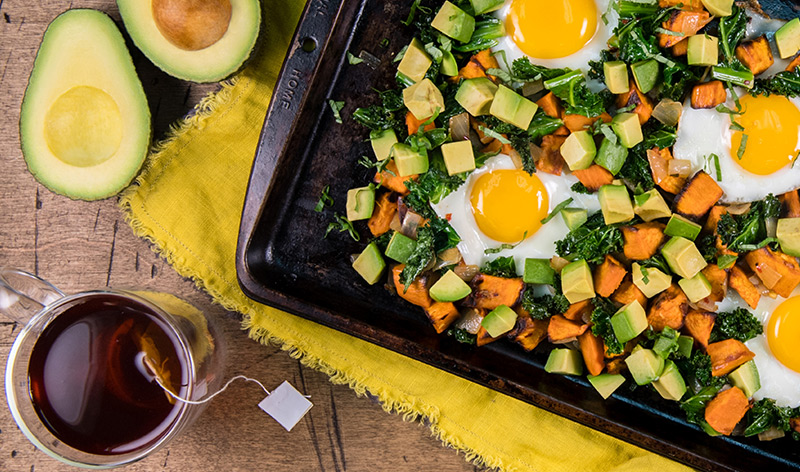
[717,285,800,408]
[493,0,618,72]
[431,154,600,272]
[672,92,800,203]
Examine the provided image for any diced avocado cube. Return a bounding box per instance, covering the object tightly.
[403,78,445,121]
[560,130,596,171]
[455,77,498,117]
[392,143,429,177]
[352,243,386,285]
[610,300,647,344]
[631,262,672,298]
[652,360,687,401]
[687,34,719,66]
[604,61,629,94]
[441,50,459,76]
[489,85,539,130]
[700,0,733,17]
[346,186,375,221]
[397,38,432,83]
[729,360,761,398]
[561,208,588,231]
[370,129,397,161]
[384,231,417,263]
[653,329,679,359]
[678,272,712,303]
[677,335,694,358]
[633,189,672,222]
[469,0,505,15]
[598,184,634,225]
[431,1,475,43]
[665,213,702,241]
[631,59,659,94]
[481,304,517,337]
[545,348,583,376]
[611,113,643,148]
[430,270,472,302]
[561,260,595,304]
[441,140,476,175]
[777,218,800,257]
[775,17,800,59]
[624,347,665,386]
[587,373,626,399]
[661,236,708,279]
[523,258,555,285]
[595,137,628,175]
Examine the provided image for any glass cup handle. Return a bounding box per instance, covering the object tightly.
[0,268,64,324]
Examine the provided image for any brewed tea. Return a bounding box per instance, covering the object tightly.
[27,293,189,455]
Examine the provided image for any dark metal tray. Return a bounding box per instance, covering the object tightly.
[236,1,800,470]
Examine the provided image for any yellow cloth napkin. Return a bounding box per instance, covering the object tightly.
[120,3,693,471]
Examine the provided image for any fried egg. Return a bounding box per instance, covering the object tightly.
[493,0,617,71]
[718,286,800,407]
[672,92,800,202]
[431,154,600,272]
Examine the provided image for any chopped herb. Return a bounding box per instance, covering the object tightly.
[393,45,408,63]
[479,125,511,144]
[325,213,360,241]
[736,134,748,160]
[447,328,477,344]
[729,120,745,132]
[485,232,526,254]
[400,225,435,289]
[655,27,684,37]
[541,198,574,224]
[640,266,650,284]
[402,0,424,26]
[591,297,623,355]
[314,185,333,212]
[710,307,763,343]
[358,155,392,173]
[329,100,345,124]
[380,38,389,48]
[716,254,737,269]
[481,256,517,278]
[347,51,364,65]
[600,123,618,144]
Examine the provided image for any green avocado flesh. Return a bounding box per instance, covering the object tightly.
[117,0,261,83]
[20,9,151,201]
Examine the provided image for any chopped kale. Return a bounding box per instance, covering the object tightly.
[511,57,569,81]
[696,233,717,263]
[448,328,477,345]
[716,194,780,252]
[528,109,565,142]
[439,81,467,125]
[353,104,404,136]
[710,308,763,343]
[642,123,677,149]
[555,211,623,264]
[590,297,623,355]
[403,168,466,219]
[617,147,655,192]
[571,182,591,194]
[638,254,671,275]
[379,88,405,112]
[400,225,435,288]
[744,399,798,437]
[481,256,517,278]
[752,67,800,98]
[717,6,748,68]
[329,100,345,124]
[588,49,615,80]
[428,216,461,253]
[680,385,721,426]
[544,70,607,117]
[660,61,699,102]
[452,17,505,52]
[675,351,728,390]
[521,286,570,320]
[618,25,660,63]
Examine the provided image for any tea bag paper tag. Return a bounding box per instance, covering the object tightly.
[258,381,312,431]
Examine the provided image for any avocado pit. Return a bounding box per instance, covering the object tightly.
[152,0,232,51]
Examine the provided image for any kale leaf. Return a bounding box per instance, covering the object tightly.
[716,194,780,252]
[718,6,748,68]
[638,254,671,276]
[681,385,721,426]
[481,256,517,278]
[710,308,763,343]
[545,70,607,117]
[521,287,570,320]
[696,233,718,263]
[528,109,565,142]
[617,147,655,192]
[403,168,466,219]
[400,225,435,288]
[660,61,699,102]
[452,17,505,52]
[590,297,623,354]
[511,57,569,81]
[675,351,728,390]
[752,67,800,98]
[744,399,798,437]
[428,216,461,253]
[555,211,624,264]
[448,328,477,345]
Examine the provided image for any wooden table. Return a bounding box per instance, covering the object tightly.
[0,2,480,470]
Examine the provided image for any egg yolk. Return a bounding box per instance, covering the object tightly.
[506,0,598,59]
[469,169,549,243]
[730,94,800,176]
[767,296,800,373]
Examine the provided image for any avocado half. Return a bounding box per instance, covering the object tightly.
[19,9,151,201]
[117,0,261,83]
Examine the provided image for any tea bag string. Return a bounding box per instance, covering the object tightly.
[154,374,271,405]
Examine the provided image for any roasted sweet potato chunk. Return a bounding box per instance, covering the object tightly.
[659,10,713,48]
[536,134,567,176]
[780,190,800,218]
[375,160,413,195]
[647,283,689,331]
[562,299,594,322]
[368,192,396,237]
[509,315,549,351]
[392,265,433,308]
[572,164,614,193]
[786,54,800,72]
[700,264,728,304]
[579,331,606,376]
[465,274,524,310]
[705,387,751,436]
[476,325,501,347]
[621,222,666,260]
[691,81,727,109]
[707,339,755,377]
[672,39,688,56]
[613,275,648,309]
[606,357,627,375]
[453,49,500,82]
[684,310,715,348]
[729,265,760,309]
[674,171,724,220]
[547,315,589,342]
[536,92,563,119]
[703,205,728,233]
[736,36,774,76]
[616,80,653,124]
[593,255,628,297]
[406,110,436,135]
[562,112,612,132]
[425,302,460,334]
[744,247,800,298]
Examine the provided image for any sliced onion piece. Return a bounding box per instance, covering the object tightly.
[433,248,462,270]
[449,112,471,142]
[454,264,480,282]
[454,308,484,334]
[668,159,693,177]
[400,210,425,239]
[647,149,669,184]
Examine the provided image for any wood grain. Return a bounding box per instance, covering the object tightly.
[0,2,483,471]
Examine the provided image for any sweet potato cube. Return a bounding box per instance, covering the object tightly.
[465,273,524,310]
[536,92,563,119]
[368,193,397,237]
[606,357,627,375]
[593,255,628,297]
[780,190,800,218]
[707,339,755,377]
[424,302,460,334]
[744,247,800,298]
[509,315,549,351]
[674,171,724,221]
[579,330,606,376]
[562,299,594,322]
[536,134,567,176]
[616,80,653,124]
[791,417,800,434]
[572,164,614,192]
[406,111,436,135]
[691,81,727,109]
[476,325,501,346]
[786,54,800,72]
[454,49,500,82]
[392,265,433,308]
[736,36,774,76]
[375,160,414,195]
[613,275,649,309]
[621,222,666,260]
[684,309,715,348]
[563,112,611,132]
[705,387,751,436]
[647,283,689,331]
[729,265,761,309]
[703,205,728,233]
[672,39,689,56]
[659,10,713,48]
[547,314,589,342]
